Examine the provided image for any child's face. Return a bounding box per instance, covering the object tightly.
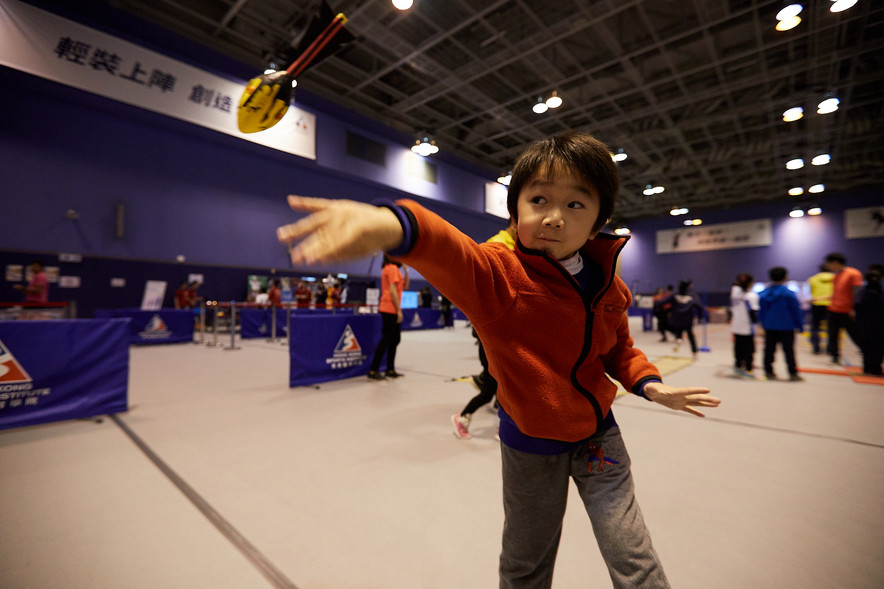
[516,165,601,260]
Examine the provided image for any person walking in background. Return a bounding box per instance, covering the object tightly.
[854,264,884,376]
[14,261,49,303]
[174,281,190,309]
[807,264,834,355]
[452,218,517,439]
[730,273,759,378]
[824,252,864,365]
[652,286,672,342]
[267,279,282,308]
[665,280,704,358]
[758,267,804,381]
[368,255,409,380]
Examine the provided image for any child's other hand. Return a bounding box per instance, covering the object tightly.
[277,196,404,265]
[642,382,721,417]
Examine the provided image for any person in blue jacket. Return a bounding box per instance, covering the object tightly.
[758,266,804,381]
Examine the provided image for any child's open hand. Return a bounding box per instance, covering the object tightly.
[642,382,721,417]
[277,196,404,265]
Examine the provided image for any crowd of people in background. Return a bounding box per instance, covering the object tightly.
[648,251,883,377]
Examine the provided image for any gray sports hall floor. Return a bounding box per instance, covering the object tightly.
[1,317,882,589]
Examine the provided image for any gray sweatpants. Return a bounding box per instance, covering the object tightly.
[499,426,670,589]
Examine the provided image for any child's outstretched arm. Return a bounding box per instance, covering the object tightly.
[276,196,403,265]
[642,382,721,418]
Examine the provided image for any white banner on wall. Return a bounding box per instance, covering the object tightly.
[0,0,316,160]
[656,218,772,254]
[485,182,509,219]
[844,205,884,239]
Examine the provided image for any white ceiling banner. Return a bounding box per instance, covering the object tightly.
[0,0,316,160]
[844,206,884,239]
[656,218,772,254]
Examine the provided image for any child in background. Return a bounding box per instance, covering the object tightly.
[277,132,720,588]
[758,266,804,381]
[730,273,759,378]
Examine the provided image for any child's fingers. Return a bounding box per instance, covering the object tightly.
[287,195,336,212]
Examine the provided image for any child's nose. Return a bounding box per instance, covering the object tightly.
[544,210,563,228]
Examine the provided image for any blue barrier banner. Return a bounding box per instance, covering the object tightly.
[95,308,194,344]
[0,319,129,430]
[401,308,444,331]
[240,308,288,339]
[290,314,382,387]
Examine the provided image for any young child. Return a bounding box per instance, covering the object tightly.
[730,273,759,378]
[758,266,804,381]
[277,132,720,588]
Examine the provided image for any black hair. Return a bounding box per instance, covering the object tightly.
[769,266,788,282]
[825,252,846,265]
[506,132,619,234]
[734,273,754,291]
[382,255,401,267]
[678,280,692,295]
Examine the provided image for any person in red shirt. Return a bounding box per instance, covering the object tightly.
[174,281,190,309]
[294,280,312,308]
[267,279,282,308]
[14,261,49,303]
[367,256,409,380]
[824,252,864,364]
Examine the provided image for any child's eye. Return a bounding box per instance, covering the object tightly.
[568,201,585,209]
[530,196,547,204]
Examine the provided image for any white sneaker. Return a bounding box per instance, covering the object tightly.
[451,413,471,439]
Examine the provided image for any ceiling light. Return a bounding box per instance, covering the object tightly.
[830,0,858,13]
[545,91,563,109]
[789,207,805,218]
[776,15,801,31]
[776,4,803,21]
[264,68,276,74]
[817,97,839,114]
[811,153,830,166]
[807,207,822,215]
[612,149,628,162]
[809,184,825,193]
[392,0,414,10]
[497,172,512,186]
[614,227,630,235]
[411,136,438,157]
[652,186,665,194]
[783,107,804,122]
[670,207,689,216]
[691,219,702,225]
[786,158,804,170]
[788,187,804,196]
[532,97,548,114]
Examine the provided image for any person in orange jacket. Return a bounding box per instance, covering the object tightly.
[277,132,720,588]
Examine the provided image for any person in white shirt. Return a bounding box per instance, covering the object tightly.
[730,273,760,378]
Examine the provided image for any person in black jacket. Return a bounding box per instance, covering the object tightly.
[855,264,884,375]
[664,280,705,358]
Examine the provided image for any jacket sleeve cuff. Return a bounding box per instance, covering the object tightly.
[632,375,662,400]
[372,199,418,257]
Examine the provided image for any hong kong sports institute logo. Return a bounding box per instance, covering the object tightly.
[0,338,32,384]
[325,324,366,369]
[138,314,171,340]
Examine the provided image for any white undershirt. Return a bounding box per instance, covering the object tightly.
[559,252,584,275]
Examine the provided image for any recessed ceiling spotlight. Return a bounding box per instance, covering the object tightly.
[392,0,414,10]
[786,158,804,170]
[789,207,805,218]
[545,91,563,109]
[811,153,831,166]
[532,97,548,114]
[807,207,822,215]
[817,97,839,114]
[830,0,858,13]
[808,184,825,193]
[788,187,804,196]
[612,149,628,162]
[783,107,804,122]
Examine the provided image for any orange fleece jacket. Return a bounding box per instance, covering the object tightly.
[394,200,661,442]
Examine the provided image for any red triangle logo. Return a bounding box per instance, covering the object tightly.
[0,338,33,384]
